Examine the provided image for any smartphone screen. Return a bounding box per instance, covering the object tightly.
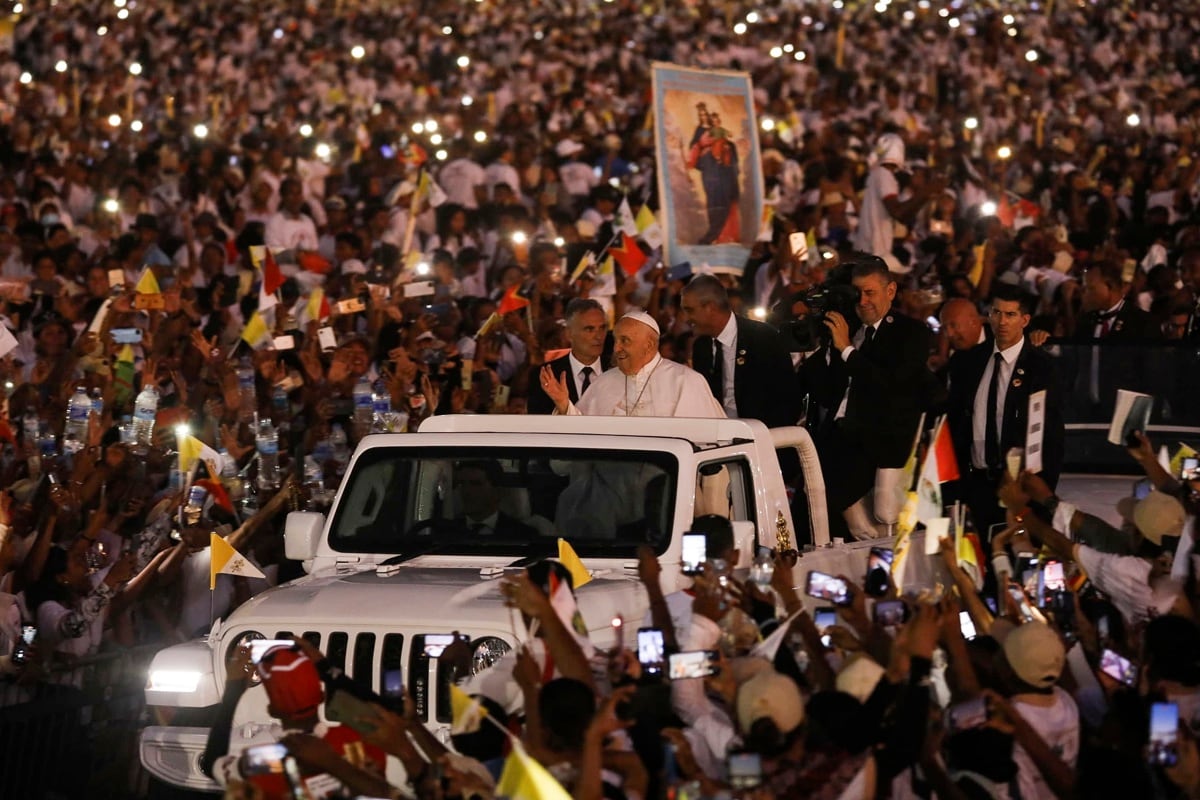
[865,547,894,597]
[727,752,763,789]
[668,650,717,680]
[249,639,297,664]
[423,634,457,657]
[1150,702,1180,767]
[240,742,289,776]
[959,610,978,641]
[805,570,850,605]
[1183,457,1199,481]
[1043,560,1065,592]
[946,696,989,734]
[874,600,905,627]
[637,628,665,675]
[814,607,837,631]
[1100,649,1137,687]
[1008,584,1044,624]
[383,669,403,698]
[681,532,706,576]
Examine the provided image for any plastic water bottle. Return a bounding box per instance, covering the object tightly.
[237,358,257,423]
[329,424,349,476]
[371,381,391,432]
[63,386,91,454]
[353,376,373,437]
[302,455,325,508]
[272,384,290,437]
[89,387,103,418]
[255,418,280,490]
[119,415,137,445]
[132,384,159,447]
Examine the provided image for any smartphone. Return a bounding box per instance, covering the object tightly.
[637,628,665,675]
[680,532,706,576]
[666,262,693,282]
[1099,649,1136,687]
[945,696,989,734]
[1042,560,1065,593]
[1007,583,1044,624]
[874,599,906,627]
[805,570,850,606]
[111,327,143,344]
[667,650,718,680]
[788,231,808,260]
[423,634,462,658]
[11,625,35,665]
[865,547,894,597]
[272,335,295,351]
[959,610,978,641]
[814,607,837,632]
[317,326,338,351]
[249,639,297,664]
[727,752,763,789]
[1182,457,1199,481]
[325,687,379,733]
[404,281,436,298]
[1149,702,1180,767]
[239,742,289,776]
[1016,552,1038,593]
[337,297,366,314]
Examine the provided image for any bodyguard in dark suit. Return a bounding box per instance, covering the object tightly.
[803,254,935,538]
[1074,260,1159,343]
[680,274,799,427]
[947,284,1065,534]
[527,297,608,415]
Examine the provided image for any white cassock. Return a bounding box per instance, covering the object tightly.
[560,354,726,418]
[552,355,725,539]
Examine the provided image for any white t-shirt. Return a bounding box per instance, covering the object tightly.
[438,158,487,209]
[852,165,899,259]
[1012,687,1079,800]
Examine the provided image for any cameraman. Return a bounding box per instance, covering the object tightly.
[803,254,934,540]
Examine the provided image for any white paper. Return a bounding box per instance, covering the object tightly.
[0,325,16,358]
[403,281,436,298]
[925,517,950,555]
[317,326,337,351]
[1025,390,1046,473]
[272,335,295,351]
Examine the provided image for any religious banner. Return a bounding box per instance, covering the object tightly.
[651,63,764,275]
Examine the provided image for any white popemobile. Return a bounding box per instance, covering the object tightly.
[139,414,857,792]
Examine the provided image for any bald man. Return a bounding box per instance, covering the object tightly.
[540,311,725,417]
[940,298,988,353]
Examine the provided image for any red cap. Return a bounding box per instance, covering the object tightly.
[256,647,323,718]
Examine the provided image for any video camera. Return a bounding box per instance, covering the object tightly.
[768,264,860,352]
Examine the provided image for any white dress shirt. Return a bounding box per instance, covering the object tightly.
[971,337,1024,468]
[714,313,738,417]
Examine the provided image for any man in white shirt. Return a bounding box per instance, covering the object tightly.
[851,132,939,271]
[539,311,724,418]
[527,297,607,414]
[438,141,488,210]
[264,177,320,261]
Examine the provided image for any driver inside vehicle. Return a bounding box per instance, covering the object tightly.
[450,460,539,540]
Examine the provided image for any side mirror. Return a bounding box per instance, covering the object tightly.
[285,511,325,563]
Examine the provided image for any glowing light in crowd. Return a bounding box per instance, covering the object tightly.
[129,62,142,76]
[456,55,470,68]
[553,237,565,248]
[964,117,978,130]
[193,123,208,139]
[783,44,794,53]
[18,72,31,85]
[299,123,313,137]
[430,133,443,145]
[130,119,143,132]
[12,2,22,12]
[1007,28,1017,37]
[107,113,122,127]
[938,8,949,17]
[315,142,332,160]
[473,130,487,143]
[350,45,365,59]
[113,0,125,7]
[412,122,425,134]
[1127,113,1141,127]
[272,28,283,40]
[997,145,1012,160]
[980,200,998,216]
[415,262,431,276]
[103,198,119,213]
[745,11,759,23]
[1025,49,1038,62]
[761,117,776,132]
[97,26,107,35]
[435,149,448,161]
[174,424,191,441]
[425,119,438,132]
[442,25,453,35]
[461,95,473,106]
[733,22,747,35]
[795,51,806,61]
[54,60,67,73]
[1003,14,1015,24]
[116,8,128,19]
[751,307,768,320]
[769,46,783,58]
[948,17,961,29]
[511,231,528,245]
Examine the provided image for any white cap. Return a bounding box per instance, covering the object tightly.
[620,310,660,336]
[875,132,905,167]
[341,258,367,275]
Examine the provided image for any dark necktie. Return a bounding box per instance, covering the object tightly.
[861,325,875,348]
[985,352,1003,468]
[579,366,593,394]
[708,340,724,400]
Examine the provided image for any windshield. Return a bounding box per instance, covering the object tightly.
[328,446,679,557]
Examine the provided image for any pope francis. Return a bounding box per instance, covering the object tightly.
[540,311,726,418]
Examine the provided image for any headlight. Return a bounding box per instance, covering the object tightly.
[471,637,510,675]
[147,670,202,693]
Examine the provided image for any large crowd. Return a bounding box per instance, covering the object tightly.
[2,0,1200,797]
